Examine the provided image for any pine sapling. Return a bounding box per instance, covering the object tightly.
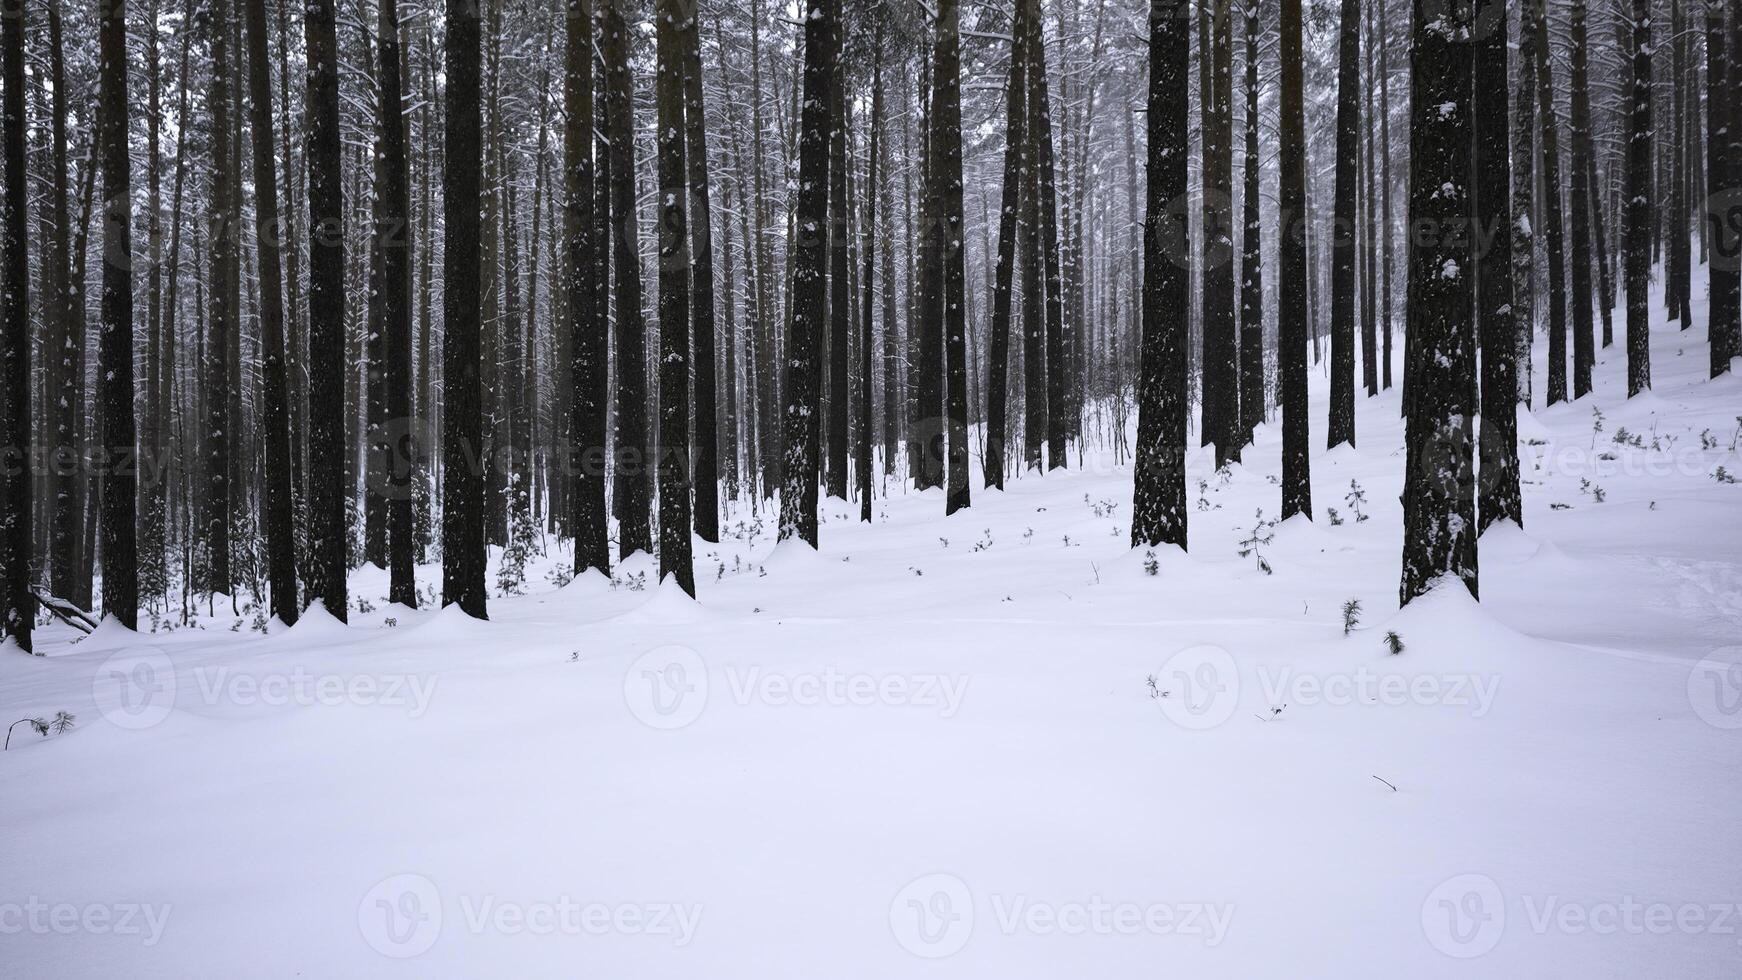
[1238,509,1277,574]
[1383,631,1405,655]
[1342,598,1362,635]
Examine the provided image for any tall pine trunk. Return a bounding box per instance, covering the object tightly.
[1622,0,1652,395]
[603,0,651,558]
[566,0,608,575]
[655,0,696,595]
[376,0,415,606]
[1533,3,1569,406]
[778,0,833,546]
[1568,0,1596,398]
[1132,0,1189,550]
[937,0,971,511]
[241,0,298,623]
[1400,0,1477,604]
[1279,0,1311,519]
[0,0,32,649]
[1327,0,1359,448]
[1237,1,1263,445]
[440,0,487,617]
[985,2,1028,492]
[1706,0,1740,376]
[1475,0,1520,532]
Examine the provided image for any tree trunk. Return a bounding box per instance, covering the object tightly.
[985,1,1028,492]
[1622,0,1652,395]
[777,0,833,546]
[1132,0,1189,549]
[1400,0,1477,605]
[1707,0,1740,376]
[1533,3,1569,406]
[1568,0,1597,398]
[681,0,719,542]
[1237,1,1263,445]
[1278,0,1311,520]
[654,0,696,595]
[440,0,486,616]
[566,0,608,575]
[604,0,652,558]
[0,0,32,649]
[858,25,883,522]
[1327,0,1359,449]
[1475,0,1520,532]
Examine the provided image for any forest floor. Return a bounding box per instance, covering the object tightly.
[4,276,1742,978]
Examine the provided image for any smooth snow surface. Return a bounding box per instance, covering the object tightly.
[3,279,1740,978]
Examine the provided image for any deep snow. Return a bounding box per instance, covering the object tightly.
[3,277,1740,978]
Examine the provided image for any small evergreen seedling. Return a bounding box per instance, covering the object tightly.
[1237,509,1276,574]
[1342,598,1362,635]
[1345,480,1369,522]
[1383,631,1405,655]
[1143,551,1159,576]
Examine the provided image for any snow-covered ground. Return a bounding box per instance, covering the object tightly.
[4,279,1741,978]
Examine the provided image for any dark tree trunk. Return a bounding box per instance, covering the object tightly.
[208,0,237,597]
[240,0,298,623]
[1400,0,1477,605]
[857,26,882,523]
[440,0,487,617]
[1278,0,1311,520]
[825,6,850,502]
[1568,0,1596,399]
[655,0,696,595]
[98,0,137,627]
[305,0,348,618]
[1707,0,1740,376]
[777,0,833,546]
[1132,0,1189,549]
[375,0,415,606]
[140,0,167,604]
[0,0,32,649]
[44,0,76,612]
[566,0,608,575]
[681,1,719,542]
[938,0,971,511]
[1327,0,1358,448]
[1237,1,1262,445]
[1589,155,1615,351]
[1475,0,1520,532]
[1622,0,1652,395]
[1511,0,1537,404]
[1360,0,1377,399]
[1533,2,1569,406]
[1026,0,1066,474]
[1201,0,1237,465]
[985,1,1029,492]
[1378,0,1394,391]
[604,0,652,558]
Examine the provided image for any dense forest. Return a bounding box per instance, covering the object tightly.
[0,0,1737,651]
